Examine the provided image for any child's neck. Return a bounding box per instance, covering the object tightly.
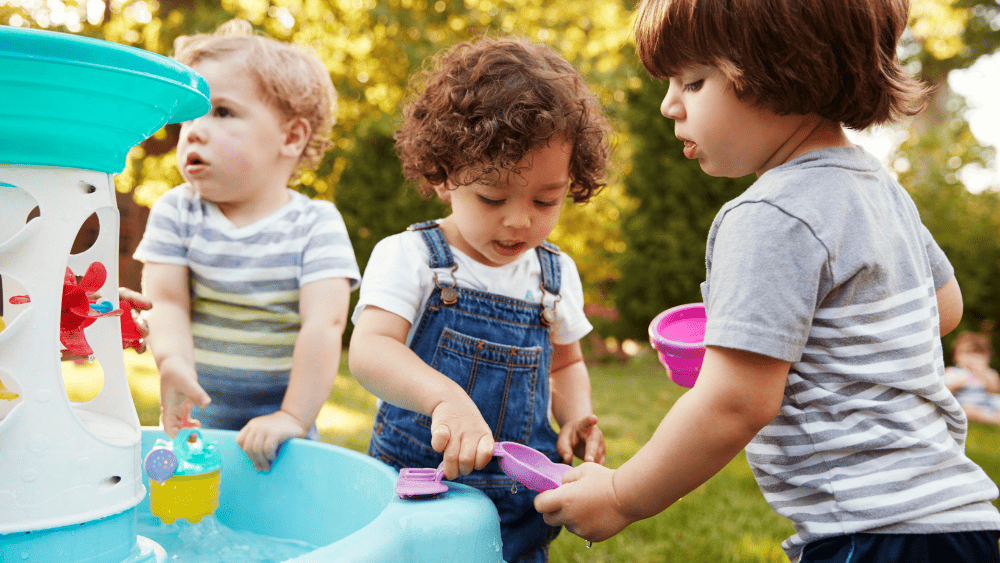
[759,117,852,177]
[215,186,291,228]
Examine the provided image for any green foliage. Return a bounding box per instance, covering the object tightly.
[613,72,753,339]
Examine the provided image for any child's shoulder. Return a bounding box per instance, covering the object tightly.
[147,183,201,218]
[734,146,898,223]
[756,146,882,193]
[372,227,432,261]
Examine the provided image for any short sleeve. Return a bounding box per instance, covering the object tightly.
[703,202,829,363]
[300,202,361,289]
[551,252,593,345]
[132,187,191,266]
[922,224,954,290]
[351,233,433,327]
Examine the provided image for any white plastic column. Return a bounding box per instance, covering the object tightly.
[0,165,144,533]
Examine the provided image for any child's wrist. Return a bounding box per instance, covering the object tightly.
[278,408,309,433]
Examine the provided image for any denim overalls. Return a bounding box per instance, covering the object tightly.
[368,222,563,563]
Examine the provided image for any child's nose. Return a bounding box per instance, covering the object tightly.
[503,206,532,229]
[661,87,684,120]
[182,117,208,143]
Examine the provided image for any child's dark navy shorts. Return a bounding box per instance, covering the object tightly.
[800,531,1000,563]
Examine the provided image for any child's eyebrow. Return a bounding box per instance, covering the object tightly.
[209,95,240,107]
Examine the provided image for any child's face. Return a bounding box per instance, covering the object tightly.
[659,65,810,178]
[177,56,293,204]
[435,138,572,267]
[954,341,989,370]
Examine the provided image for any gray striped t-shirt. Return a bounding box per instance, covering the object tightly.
[134,185,360,417]
[701,146,1000,561]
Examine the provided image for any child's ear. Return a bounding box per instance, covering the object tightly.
[280,117,311,158]
[433,183,452,202]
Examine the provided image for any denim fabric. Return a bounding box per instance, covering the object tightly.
[192,376,320,440]
[369,222,562,563]
[800,531,1000,563]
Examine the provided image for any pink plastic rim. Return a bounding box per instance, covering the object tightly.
[648,303,706,388]
[649,303,706,352]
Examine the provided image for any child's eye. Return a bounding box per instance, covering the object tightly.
[535,199,560,208]
[477,195,505,206]
[683,79,704,93]
[213,106,233,118]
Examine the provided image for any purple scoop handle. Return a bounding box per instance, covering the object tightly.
[395,441,573,498]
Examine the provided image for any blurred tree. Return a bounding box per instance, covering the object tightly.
[903,0,1000,357]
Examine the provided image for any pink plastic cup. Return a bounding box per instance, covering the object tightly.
[648,303,706,388]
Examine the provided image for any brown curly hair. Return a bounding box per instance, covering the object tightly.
[395,36,611,203]
[173,19,336,179]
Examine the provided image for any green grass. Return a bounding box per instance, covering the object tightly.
[62,350,1000,562]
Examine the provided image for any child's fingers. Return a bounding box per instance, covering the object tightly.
[175,378,211,408]
[474,433,495,471]
[584,428,606,465]
[431,424,451,453]
[556,426,575,464]
[577,414,598,437]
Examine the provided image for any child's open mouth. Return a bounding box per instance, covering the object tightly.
[683,140,697,159]
[184,153,208,173]
[494,241,525,256]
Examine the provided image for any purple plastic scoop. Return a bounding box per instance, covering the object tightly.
[395,441,572,499]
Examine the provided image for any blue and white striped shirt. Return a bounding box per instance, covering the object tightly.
[134,185,360,400]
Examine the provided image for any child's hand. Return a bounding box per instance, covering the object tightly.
[159,357,211,438]
[118,287,152,352]
[534,462,634,543]
[430,398,495,480]
[557,414,606,465]
[237,410,308,472]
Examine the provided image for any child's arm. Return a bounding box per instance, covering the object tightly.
[535,345,789,542]
[550,340,605,465]
[349,306,495,479]
[236,278,351,472]
[141,262,211,437]
[936,276,962,337]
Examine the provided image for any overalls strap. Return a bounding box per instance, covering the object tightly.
[536,241,561,296]
[407,221,455,269]
[407,221,562,297]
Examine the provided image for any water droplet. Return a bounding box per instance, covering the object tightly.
[587,541,593,549]
[510,482,517,494]
[87,355,95,364]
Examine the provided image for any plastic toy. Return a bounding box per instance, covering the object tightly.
[0,23,208,563]
[144,429,222,524]
[396,441,573,499]
[649,303,707,387]
[8,262,144,356]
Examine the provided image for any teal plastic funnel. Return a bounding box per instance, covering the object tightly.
[0,26,209,173]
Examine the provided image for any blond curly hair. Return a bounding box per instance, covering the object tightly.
[174,19,336,179]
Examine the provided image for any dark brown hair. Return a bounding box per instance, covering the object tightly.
[394,35,611,202]
[634,0,926,130]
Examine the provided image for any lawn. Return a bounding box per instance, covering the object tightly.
[62,349,1000,563]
